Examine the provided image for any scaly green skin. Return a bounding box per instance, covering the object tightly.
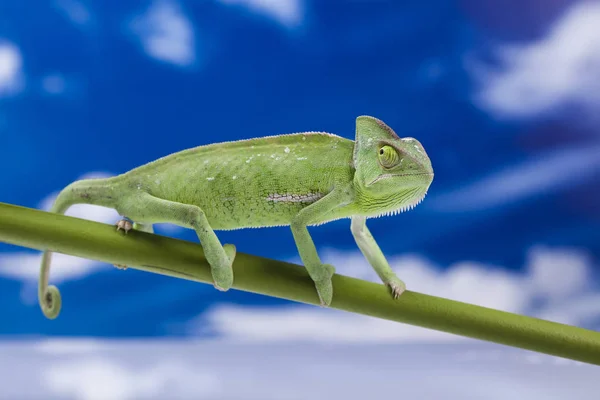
[38,116,434,319]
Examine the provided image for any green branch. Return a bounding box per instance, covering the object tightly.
[1,201,600,365]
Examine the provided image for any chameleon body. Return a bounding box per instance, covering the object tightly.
[38,116,434,319]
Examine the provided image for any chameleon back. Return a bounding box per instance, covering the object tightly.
[125,132,356,229]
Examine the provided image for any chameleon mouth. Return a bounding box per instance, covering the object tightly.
[368,172,434,186]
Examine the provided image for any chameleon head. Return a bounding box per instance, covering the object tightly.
[352,115,434,214]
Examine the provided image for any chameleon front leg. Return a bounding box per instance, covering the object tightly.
[290,188,352,306]
[350,216,406,298]
[116,192,235,291]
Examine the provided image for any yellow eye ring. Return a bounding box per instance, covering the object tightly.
[378,145,399,168]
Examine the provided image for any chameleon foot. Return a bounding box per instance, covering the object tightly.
[314,263,335,307]
[114,218,134,269]
[212,244,236,291]
[386,277,406,299]
[116,217,133,233]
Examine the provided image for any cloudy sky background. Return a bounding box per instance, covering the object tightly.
[0,0,599,398]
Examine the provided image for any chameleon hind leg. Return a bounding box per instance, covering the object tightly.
[116,218,155,234]
[113,218,154,270]
[115,192,235,290]
[351,216,406,298]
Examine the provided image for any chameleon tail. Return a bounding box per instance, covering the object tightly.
[38,177,119,319]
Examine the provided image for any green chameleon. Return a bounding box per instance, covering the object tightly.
[38,115,434,319]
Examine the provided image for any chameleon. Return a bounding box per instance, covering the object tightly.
[37,115,434,319]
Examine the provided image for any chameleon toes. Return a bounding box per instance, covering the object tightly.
[113,218,134,269]
[386,278,406,299]
[115,217,133,233]
[223,243,236,264]
[210,253,235,292]
[316,279,333,307]
[211,245,235,292]
[212,271,233,292]
[313,263,335,307]
[213,282,228,292]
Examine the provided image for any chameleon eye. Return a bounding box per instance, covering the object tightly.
[378,145,399,168]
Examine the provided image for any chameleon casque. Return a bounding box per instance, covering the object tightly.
[38,115,434,319]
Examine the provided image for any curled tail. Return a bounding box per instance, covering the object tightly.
[39,177,119,319]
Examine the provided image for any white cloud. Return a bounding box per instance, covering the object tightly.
[39,171,118,217]
[128,0,196,67]
[202,304,464,343]
[0,171,185,288]
[219,0,304,28]
[54,0,91,26]
[0,172,119,284]
[33,338,106,355]
[39,171,181,233]
[0,339,596,400]
[471,2,600,119]
[526,245,592,299]
[196,246,599,342]
[45,358,220,400]
[427,144,600,212]
[0,41,23,97]
[536,293,600,329]
[0,251,104,284]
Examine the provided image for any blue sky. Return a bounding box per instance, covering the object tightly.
[0,0,599,397]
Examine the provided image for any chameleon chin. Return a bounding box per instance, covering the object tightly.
[38,115,434,319]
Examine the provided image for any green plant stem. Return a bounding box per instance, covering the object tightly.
[1,201,600,364]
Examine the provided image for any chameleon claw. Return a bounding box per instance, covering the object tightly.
[386,278,406,299]
[213,283,227,292]
[212,270,232,292]
[114,218,134,269]
[312,263,335,307]
[318,294,330,308]
[211,244,236,292]
[116,217,133,233]
[315,279,333,307]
